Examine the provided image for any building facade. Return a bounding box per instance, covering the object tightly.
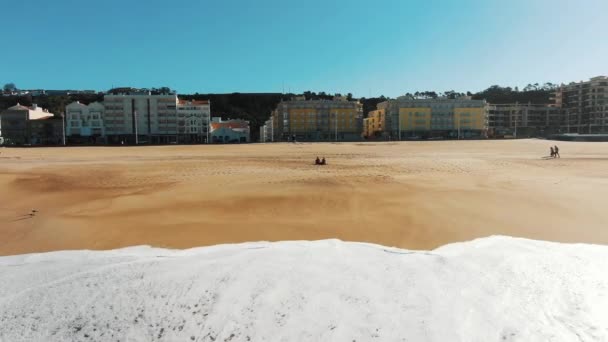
[374,97,487,139]
[210,117,250,143]
[0,103,54,145]
[28,116,64,145]
[65,101,105,143]
[103,91,179,144]
[271,98,363,141]
[64,91,212,144]
[362,109,386,139]
[177,99,211,143]
[259,117,273,142]
[554,76,608,133]
[487,103,563,138]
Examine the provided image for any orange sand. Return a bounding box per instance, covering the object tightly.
[1,139,608,255]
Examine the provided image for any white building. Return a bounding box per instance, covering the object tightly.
[65,101,105,139]
[177,99,211,143]
[100,90,211,144]
[62,90,212,144]
[103,91,178,144]
[259,117,273,142]
[210,117,250,143]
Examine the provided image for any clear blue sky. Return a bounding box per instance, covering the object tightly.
[2,0,606,97]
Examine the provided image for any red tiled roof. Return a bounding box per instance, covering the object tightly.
[210,122,249,130]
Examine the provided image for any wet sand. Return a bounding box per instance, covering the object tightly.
[1,139,608,255]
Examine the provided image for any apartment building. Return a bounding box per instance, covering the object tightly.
[28,115,64,145]
[65,101,105,142]
[554,76,608,133]
[375,97,487,139]
[0,103,54,145]
[103,90,179,144]
[271,97,363,141]
[487,103,563,138]
[177,99,211,143]
[362,109,386,139]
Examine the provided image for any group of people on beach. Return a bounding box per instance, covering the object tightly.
[550,145,560,158]
[315,157,327,165]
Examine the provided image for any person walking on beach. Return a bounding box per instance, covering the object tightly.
[315,156,321,165]
[321,157,326,165]
[554,145,560,158]
[550,146,555,158]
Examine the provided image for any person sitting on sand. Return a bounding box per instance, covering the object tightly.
[315,157,321,165]
[321,157,326,165]
[550,146,555,158]
[554,145,560,158]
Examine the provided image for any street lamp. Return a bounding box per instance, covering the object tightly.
[62,112,66,146]
[335,113,338,142]
[398,112,401,141]
[206,113,210,144]
[602,105,606,134]
[514,102,518,139]
[134,110,139,145]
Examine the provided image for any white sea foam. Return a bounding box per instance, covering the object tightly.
[1,236,607,341]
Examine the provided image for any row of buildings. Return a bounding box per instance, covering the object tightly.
[260,96,489,141]
[0,90,250,146]
[260,76,608,141]
[64,90,215,144]
[3,76,607,145]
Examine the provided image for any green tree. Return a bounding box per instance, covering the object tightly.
[3,83,17,92]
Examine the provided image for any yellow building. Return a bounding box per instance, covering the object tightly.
[453,107,486,131]
[272,98,363,141]
[398,107,432,131]
[363,109,385,138]
[374,98,488,139]
[362,118,370,138]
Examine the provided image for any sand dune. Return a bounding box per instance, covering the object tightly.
[1,139,608,255]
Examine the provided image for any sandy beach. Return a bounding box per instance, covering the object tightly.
[1,139,608,255]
